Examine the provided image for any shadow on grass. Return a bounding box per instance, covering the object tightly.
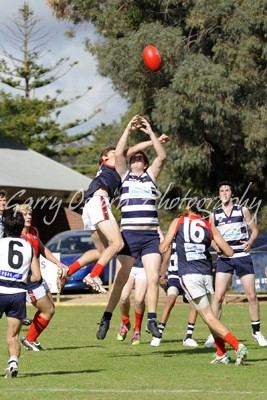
[108,346,211,358]
[151,347,213,356]
[45,345,104,350]
[21,368,104,377]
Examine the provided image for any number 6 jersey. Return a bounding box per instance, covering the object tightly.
[0,237,33,294]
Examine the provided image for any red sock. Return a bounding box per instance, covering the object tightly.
[68,260,81,276]
[134,311,144,331]
[214,337,226,356]
[90,263,105,278]
[122,316,130,326]
[27,311,51,342]
[224,332,239,351]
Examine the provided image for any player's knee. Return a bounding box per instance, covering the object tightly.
[246,292,257,304]
[120,296,128,304]
[135,298,145,308]
[166,299,175,309]
[147,277,159,288]
[213,293,225,304]
[48,304,56,318]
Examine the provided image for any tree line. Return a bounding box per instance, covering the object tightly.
[1,1,266,229]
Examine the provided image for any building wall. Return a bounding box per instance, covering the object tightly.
[4,186,85,244]
[64,207,84,230]
[31,205,83,244]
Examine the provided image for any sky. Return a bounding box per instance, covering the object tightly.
[0,0,128,134]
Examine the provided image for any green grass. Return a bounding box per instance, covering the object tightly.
[1,301,267,400]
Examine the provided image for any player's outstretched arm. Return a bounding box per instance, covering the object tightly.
[115,115,140,178]
[140,118,167,181]
[125,133,169,158]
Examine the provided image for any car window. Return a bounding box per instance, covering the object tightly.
[47,243,58,252]
[46,231,95,254]
[48,237,93,254]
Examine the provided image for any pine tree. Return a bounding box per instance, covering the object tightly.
[0,1,97,157]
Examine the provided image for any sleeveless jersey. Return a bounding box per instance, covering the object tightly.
[214,205,249,258]
[0,237,33,294]
[21,227,43,290]
[84,161,121,200]
[119,171,159,227]
[167,240,179,279]
[21,227,40,257]
[174,214,213,276]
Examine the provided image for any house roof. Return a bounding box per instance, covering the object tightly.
[0,135,92,202]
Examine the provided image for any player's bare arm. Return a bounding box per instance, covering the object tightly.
[159,218,178,254]
[241,207,259,252]
[139,118,167,181]
[212,226,234,257]
[115,115,140,178]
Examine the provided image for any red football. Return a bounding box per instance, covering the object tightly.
[142,45,162,71]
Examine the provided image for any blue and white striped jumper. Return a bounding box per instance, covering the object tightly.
[214,205,249,259]
[119,171,159,227]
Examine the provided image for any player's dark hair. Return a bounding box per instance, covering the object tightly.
[4,211,25,236]
[217,181,235,195]
[187,193,205,215]
[129,150,149,170]
[99,147,115,165]
[0,189,7,198]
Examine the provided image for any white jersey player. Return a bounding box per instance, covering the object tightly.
[0,212,40,378]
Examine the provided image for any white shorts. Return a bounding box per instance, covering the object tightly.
[26,279,49,303]
[82,196,115,231]
[129,266,147,280]
[180,274,214,301]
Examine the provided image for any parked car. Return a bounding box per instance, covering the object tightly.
[45,230,116,293]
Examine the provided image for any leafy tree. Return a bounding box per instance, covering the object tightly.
[0,1,97,157]
[49,0,267,227]
[65,121,122,176]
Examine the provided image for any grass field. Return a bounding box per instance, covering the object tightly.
[0,300,267,400]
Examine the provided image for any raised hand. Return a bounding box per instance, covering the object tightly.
[158,134,169,144]
[138,117,153,136]
[126,115,142,132]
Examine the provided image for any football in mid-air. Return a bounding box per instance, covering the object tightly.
[142,45,161,71]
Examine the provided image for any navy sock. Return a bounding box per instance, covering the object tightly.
[251,320,260,334]
[185,322,195,339]
[103,311,112,321]
[148,313,157,321]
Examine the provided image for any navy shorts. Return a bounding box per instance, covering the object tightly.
[0,292,26,319]
[216,255,254,277]
[167,277,189,303]
[118,230,161,258]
